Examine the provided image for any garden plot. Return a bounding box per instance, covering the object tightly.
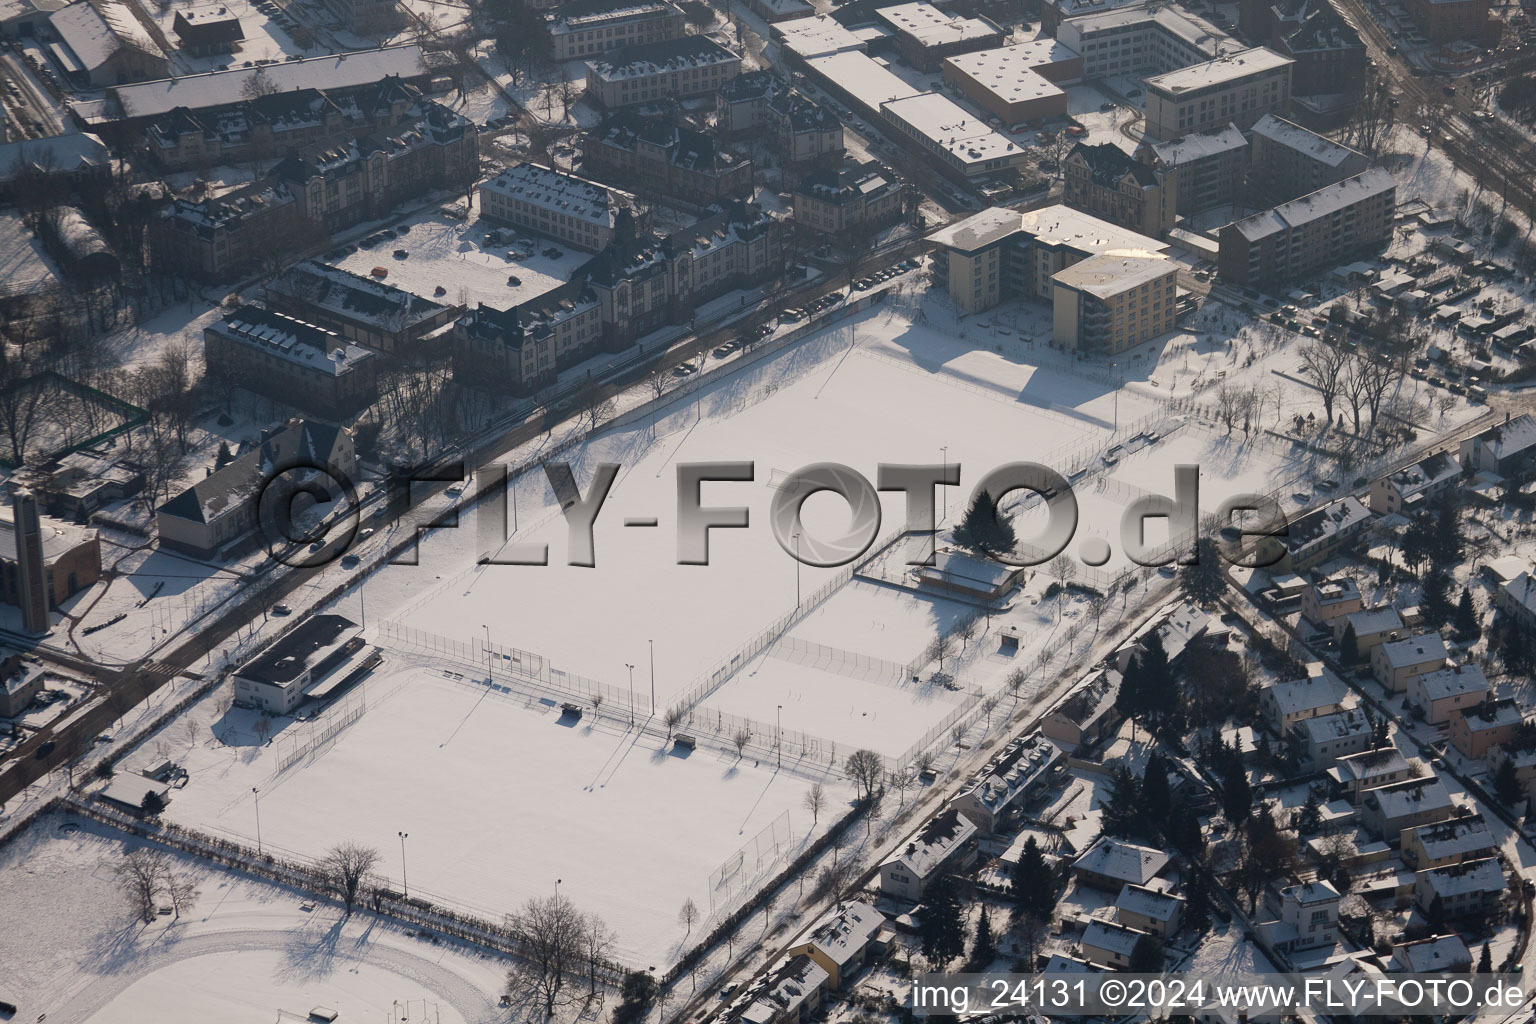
[159,665,843,964]
[326,208,590,312]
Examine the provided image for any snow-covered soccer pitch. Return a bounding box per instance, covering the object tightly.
[168,298,1329,961]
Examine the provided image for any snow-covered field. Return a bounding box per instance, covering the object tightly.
[153,664,844,964]
[0,814,507,1023]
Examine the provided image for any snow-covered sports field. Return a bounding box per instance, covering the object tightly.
[157,665,841,964]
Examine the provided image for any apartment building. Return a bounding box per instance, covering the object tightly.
[479,163,639,253]
[264,260,459,353]
[1051,252,1178,354]
[1257,0,1366,96]
[792,160,903,235]
[1135,124,1248,216]
[927,204,1167,314]
[879,807,977,899]
[584,113,753,204]
[585,36,741,109]
[1219,168,1396,287]
[717,73,843,170]
[1064,142,1175,237]
[1056,6,1235,79]
[548,0,685,61]
[1143,47,1293,141]
[202,304,378,418]
[451,280,604,394]
[873,1,1005,70]
[1249,114,1369,205]
[153,181,302,280]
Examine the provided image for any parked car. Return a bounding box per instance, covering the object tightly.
[273,603,293,615]
[393,248,408,259]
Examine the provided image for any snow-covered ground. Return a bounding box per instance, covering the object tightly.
[149,663,846,965]
[0,813,507,1023]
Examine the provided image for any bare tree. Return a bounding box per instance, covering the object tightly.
[956,612,980,647]
[846,748,884,801]
[321,842,380,916]
[802,781,825,825]
[505,893,586,1016]
[1299,341,1349,429]
[678,897,700,941]
[158,861,200,919]
[664,705,684,739]
[1049,554,1074,617]
[732,728,751,759]
[580,911,616,997]
[581,392,615,431]
[927,633,954,674]
[647,365,671,402]
[115,848,166,922]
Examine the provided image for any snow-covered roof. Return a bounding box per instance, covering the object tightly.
[774,14,866,58]
[111,44,424,119]
[1073,836,1169,886]
[880,92,1021,167]
[888,807,976,880]
[1310,576,1360,607]
[1082,918,1146,956]
[1391,934,1471,973]
[209,305,374,377]
[1375,632,1447,671]
[1236,169,1396,244]
[1052,251,1174,299]
[874,2,999,47]
[954,733,1062,818]
[0,507,95,562]
[1412,664,1488,703]
[1294,707,1370,745]
[737,954,827,1024]
[1044,953,1106,973]
[1144,124,1246,166]
[1407,815,1494,862]
[1365,777,1453,820]
[1465,413,1536,463]
[1339,605,1402,637]
[1281,879,1339,907]
[927,206,1025,251]
[1145,46,1291,95]
[1283,495,1371,557]
[50,0,163,71]
[1264,674,1347,718]
[1251,114,1363,167]
[1417,857,1503,899]
[1334,746,1408,786]
[549,0,681,32]
[1116,882,1183,922]
[587,35,739,82]
[480,163,633,231]
[942,42,1070,103]
[1380,451,1459,501]
[805,901,884,966]
[100,772,170,810]
[1457,698,1524,734]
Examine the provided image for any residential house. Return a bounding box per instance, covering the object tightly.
[1406,664,1489,726]
[1115,883,1184,937]
[1390,935,1472,973]
[1401,814,1497,870]
[1290,707,1373,767]
[1081,919,1150,970]
[156,420,355,560]
[1328,747,1410,804]
[0,653,44,718]
[784,901,887,988]
[1495,571,1536,629]
[792,160,903,236]
[1254,495,1371,572]
[584,112,753,205]
[1459,414,1536,476]
[1042,669,1121,752]
[733,953,829,1024]
[1072,836,1170,892]
[1300,576,1362,626]
[1371,633,1449,693]
[1134,123,1247,216]
[1261,673,1350,734]
[1413,858,1505,918]
[1333,606,1404,654]
[1260,881,1340,958]
[949,733,1063,834]
[450,281,604,395]
[1369,452,1459,516]
[878,807,977,900]
[1449,699,1525,759]
[1361,777,1456,841]
[478,163,639,253]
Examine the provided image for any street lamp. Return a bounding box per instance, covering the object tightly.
[252,787,262,856]
[398,831,409,898]
[793,532,802,607]
[777,704,783,769]
[940,446,949,525]
[648,639,655,715]
[482,624,491,682]
[625,663,635,725]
